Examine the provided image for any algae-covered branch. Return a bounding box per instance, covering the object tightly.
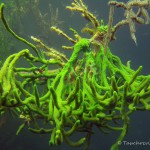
[0,0,150,150]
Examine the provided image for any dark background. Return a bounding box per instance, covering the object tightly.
[0,0,150,150]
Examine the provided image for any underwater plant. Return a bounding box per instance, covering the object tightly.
[0,0,150,150]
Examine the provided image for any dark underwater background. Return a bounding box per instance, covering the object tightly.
[0,0,150,150]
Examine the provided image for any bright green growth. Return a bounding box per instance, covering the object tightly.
[0,1,150,150]
[97,20,108,33]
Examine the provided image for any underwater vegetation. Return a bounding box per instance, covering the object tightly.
[0,0,62,65]
[0,0,150,149]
